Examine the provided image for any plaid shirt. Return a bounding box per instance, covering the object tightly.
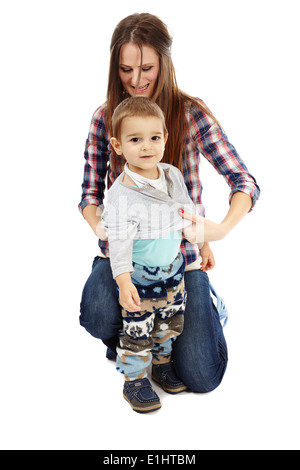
[78,98,260,265]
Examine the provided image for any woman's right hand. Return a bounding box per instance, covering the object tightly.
[83,205,108,240]
[96,218,108,241]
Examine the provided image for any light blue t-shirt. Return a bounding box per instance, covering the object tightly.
[132,230,182,267]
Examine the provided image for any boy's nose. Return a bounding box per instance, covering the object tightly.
[141,140,152,151]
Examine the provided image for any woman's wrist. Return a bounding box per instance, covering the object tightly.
[220,192,252,233]
[83,205,102,236]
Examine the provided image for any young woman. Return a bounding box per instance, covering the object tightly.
[78,13,260,393]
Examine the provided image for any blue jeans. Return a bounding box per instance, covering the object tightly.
[79,256,228,393]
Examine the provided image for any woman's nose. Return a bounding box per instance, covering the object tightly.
[131,69,141,88]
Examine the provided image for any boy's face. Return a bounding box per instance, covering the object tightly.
[111,116,168,178]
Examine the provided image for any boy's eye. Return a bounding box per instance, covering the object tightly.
[130,137,140,143]
[152,136,160,141]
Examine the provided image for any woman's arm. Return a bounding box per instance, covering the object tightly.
[190,98,260,211]
[82,205,108,240]
[220,191,252,236]
[82,205,101,235]
[78,105,109,227]
[181,191,252,243]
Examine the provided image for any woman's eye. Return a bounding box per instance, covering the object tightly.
[120,66,152,73]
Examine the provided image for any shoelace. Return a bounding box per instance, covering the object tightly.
[209,282,228,327]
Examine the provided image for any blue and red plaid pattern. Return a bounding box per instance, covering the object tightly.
[78,98,260,265]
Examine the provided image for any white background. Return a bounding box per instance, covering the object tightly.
[1,0,299,451]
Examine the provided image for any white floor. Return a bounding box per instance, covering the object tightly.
[1,272,299,450]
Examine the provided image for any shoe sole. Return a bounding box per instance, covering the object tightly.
[123,393,161,413]
[152,375,188,394]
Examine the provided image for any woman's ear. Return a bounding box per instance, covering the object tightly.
[110,137,123,155]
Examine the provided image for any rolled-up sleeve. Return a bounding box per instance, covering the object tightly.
[191,100,260,211]
[78,105,109,214]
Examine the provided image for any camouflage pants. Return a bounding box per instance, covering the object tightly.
[116,253,186,381]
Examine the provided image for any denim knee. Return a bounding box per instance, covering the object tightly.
[79,257,122,346]
[173,269,228,393]
[185,348,228,393]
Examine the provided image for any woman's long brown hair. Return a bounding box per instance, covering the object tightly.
[106,13,219,173]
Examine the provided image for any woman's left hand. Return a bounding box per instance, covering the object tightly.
[180,209,228,243]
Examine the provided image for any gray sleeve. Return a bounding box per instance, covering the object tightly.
[102,199,138,279]
[107,224,138,278]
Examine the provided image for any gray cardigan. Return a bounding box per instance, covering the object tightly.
[101,163,198,278]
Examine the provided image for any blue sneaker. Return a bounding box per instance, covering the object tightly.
[123,378,161,413]
[152,362,188,394]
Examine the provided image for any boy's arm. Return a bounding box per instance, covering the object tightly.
[116,273,141,312]
[102,198,138,278]
[102,197,140,311]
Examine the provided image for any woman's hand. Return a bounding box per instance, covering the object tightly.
[180,192,252,244]
[83,205,108,240]
[96,218,108,241]
[180,209,228,243]
[200,242,215,271]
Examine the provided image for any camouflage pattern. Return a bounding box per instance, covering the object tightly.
[116,253,186,381]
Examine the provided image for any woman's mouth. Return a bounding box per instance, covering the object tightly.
[133,83,150,94]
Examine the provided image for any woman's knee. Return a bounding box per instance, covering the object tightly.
[79,257,121,340]
[190,360,228,393]
[174,354,228,393]
[173,269,228,393]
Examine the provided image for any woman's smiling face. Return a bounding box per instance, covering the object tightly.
[119,43,160,98]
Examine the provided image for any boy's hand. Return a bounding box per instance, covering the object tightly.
[116,273,141,312]
[119,283,141,312]
[200,242,215,271]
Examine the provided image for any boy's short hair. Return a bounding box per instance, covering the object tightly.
[111,97,168,140]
